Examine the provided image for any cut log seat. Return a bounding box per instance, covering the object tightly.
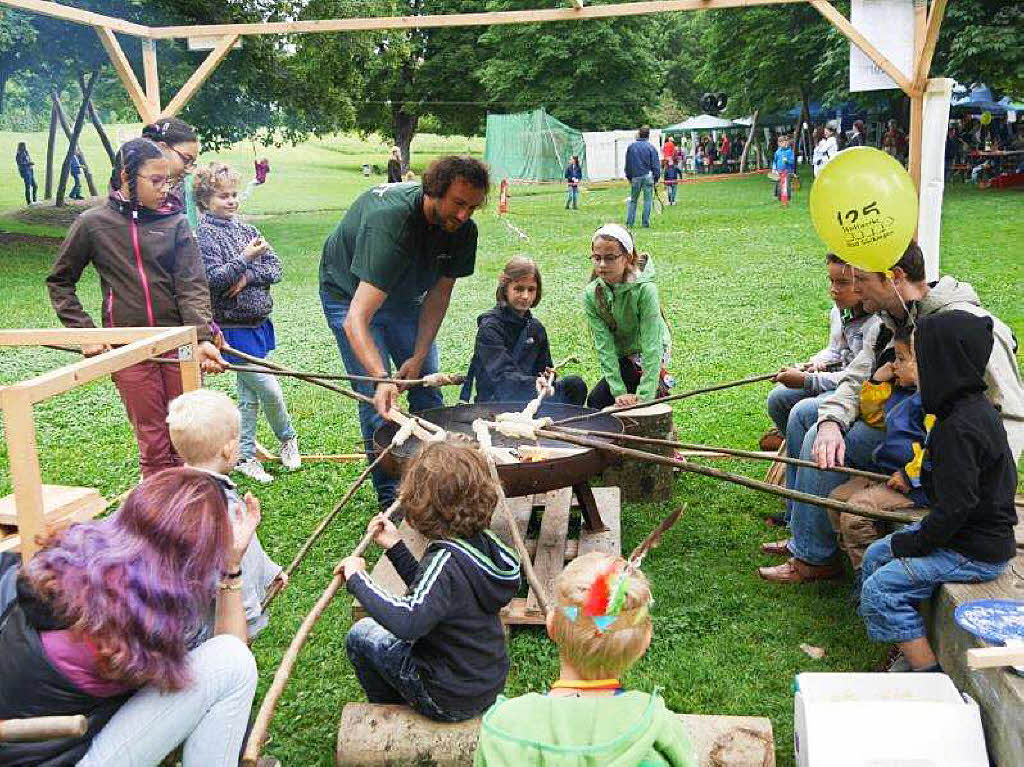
[336,703,775,766]
[922,552,1024,767]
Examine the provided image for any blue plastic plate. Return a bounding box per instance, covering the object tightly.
[954,599,1024,645]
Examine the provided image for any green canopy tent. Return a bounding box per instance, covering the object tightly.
[484,108,587,182]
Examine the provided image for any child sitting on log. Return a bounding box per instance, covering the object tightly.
[860,312,1018,672]
[474,552,695,766]
[462,257,587,406]
[583,224,672,410]
[339,442,521,722]
[194,161,300,485]
[826,324,929,589]
[763,252,874,448]
[166,389,286,642]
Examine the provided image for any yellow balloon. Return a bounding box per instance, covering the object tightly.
[980,111,992,125]
[809,147,918,272]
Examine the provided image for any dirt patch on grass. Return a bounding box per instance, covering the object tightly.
[0,231,64,248]
[12,199,100,228]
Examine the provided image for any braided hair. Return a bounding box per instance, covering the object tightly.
[110,138,164,220]
[141,117,197,148]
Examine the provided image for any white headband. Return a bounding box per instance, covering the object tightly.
[592,224,634,256]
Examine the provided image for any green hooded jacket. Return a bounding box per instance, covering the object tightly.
[583,255,671,401]
[474,690,695,767]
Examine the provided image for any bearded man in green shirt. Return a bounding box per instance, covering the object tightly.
[320,156,489,505]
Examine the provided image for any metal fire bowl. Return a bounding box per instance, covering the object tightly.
[372,402,624,497]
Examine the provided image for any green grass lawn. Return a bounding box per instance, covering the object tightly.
[0,130,1021,766]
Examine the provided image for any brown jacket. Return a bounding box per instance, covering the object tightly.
[47,198,214,341]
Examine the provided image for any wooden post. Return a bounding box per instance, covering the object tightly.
[600,403,674,502]
[84,94,115,165]
[142,39,160,114]
[161,34,239,117]
[95,25,157,124]
[907,0,928,190]
[52,89,97,196]
[178,330,201,393]
[1,390,45,561]
[739,109,757,174]
[55,72,96,207]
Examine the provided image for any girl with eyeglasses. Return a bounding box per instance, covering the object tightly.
[583,224,671,410]
[47,138,226,478]
[142,117,201,228]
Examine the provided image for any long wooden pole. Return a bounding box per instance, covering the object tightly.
[242,499,402,767]
[55,71,96,207]
[551,426,892,483]
[0,715,87,742]
[552,371,777,426]
[537,429,925,525]
[261,448,393,610]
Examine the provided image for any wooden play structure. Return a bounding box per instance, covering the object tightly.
[2,0,947,194]
[0,327,200,560]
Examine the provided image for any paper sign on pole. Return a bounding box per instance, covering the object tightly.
[849,0,914,92]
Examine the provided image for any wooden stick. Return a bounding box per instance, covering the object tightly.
[262,448,393,610]
[551,426,891,483]
[0,715,87,742]
[552,371,777,426]
[242,499,402,767]
[215,363,465,388]
[966,645,1024,670]
[536,429,926,525]
[221,344,374,407]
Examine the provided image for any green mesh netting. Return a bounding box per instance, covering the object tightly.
[484,108,588,182]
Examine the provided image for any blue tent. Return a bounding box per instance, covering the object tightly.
[998,96,1024,111]
[951,84,1007,115]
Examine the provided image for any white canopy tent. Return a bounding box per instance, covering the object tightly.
[583,129,662,181]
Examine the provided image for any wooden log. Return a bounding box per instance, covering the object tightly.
[0,715,87,742]
[335,703,775,766]
[44,99,57,200]
[600,403,674,502]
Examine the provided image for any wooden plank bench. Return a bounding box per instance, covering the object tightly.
[0,485,106,553]
[336,703,775,767]
[922,545,1024,767]
[353,487,621,627]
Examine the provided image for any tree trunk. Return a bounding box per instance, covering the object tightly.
[56,72,97,207]
[52,88,98,198]
[393,108,418,173]
[740,109,758,174]
[81,73,115,165]
[44,98,58,200]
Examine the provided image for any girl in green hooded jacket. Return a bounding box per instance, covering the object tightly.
[583,224,672,410]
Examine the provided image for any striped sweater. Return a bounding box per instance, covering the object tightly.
[347,532,520,711]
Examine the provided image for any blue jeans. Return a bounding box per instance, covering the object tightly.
[320,291,442,505]
[666,181,677,204]
[236,365,296,461]
[346,618,480,722]
[860,526,1008,643]
[565,184,579,209]
[787,418,885,564]
[767,384,817,434]
[626,173,654,227]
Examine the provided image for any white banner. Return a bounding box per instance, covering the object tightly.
[918,78,954,282]
[849,0,914,92]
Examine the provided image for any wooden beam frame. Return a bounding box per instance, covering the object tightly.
[0,327,199,560]
[161,33,239,117]
[142,39,160,115]
[912,0,947,92]
[94,27,158,124]
[0,0,149,37]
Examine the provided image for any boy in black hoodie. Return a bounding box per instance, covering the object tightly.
[340,442,521,721]
[860,311,1018,672]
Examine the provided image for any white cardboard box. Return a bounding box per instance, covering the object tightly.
[794,673,988,767]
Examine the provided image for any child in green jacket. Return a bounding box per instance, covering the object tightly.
[474,551,695,766]
[583,224,672,410]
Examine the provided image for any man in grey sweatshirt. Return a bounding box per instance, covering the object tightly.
[759,241,1023,584]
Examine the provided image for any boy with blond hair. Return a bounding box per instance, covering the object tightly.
[339,442,520,722]
[474,552,695,766]
[166,389,285,641]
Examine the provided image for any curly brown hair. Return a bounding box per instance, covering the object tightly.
[399,442,498,540]
[192,161,240,212]
[422,155,490,202]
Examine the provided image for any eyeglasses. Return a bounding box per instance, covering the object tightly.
[139,174,172,189]
[167,146,197,170]
[591,253,623,266]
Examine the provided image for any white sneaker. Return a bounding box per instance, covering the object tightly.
[237,458,273,484]
[279,437,301,470]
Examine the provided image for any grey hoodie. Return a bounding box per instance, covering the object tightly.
[817,275,1024,459]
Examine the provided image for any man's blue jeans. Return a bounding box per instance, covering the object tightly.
[786,418,885,565]
[626,172,654,227]
[767,384,818,434]
[860,526,1008,643]
[320,291,442,505]
[565,184,579,209]
[346,618,481,722]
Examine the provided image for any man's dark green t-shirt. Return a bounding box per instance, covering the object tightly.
[319,182,477,306]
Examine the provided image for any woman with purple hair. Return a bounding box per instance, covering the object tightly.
[0,468,260,766]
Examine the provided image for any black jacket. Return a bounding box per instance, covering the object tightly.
[0,578,129,766]
[346,532,520,712]
[890,312,1018,562]
[467,304,553,404]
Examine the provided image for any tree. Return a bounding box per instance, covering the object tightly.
[0,9,37,113]
[476,0,663,131]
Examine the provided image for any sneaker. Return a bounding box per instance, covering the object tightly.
[237,458,273,484]
[279,437,301,471]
